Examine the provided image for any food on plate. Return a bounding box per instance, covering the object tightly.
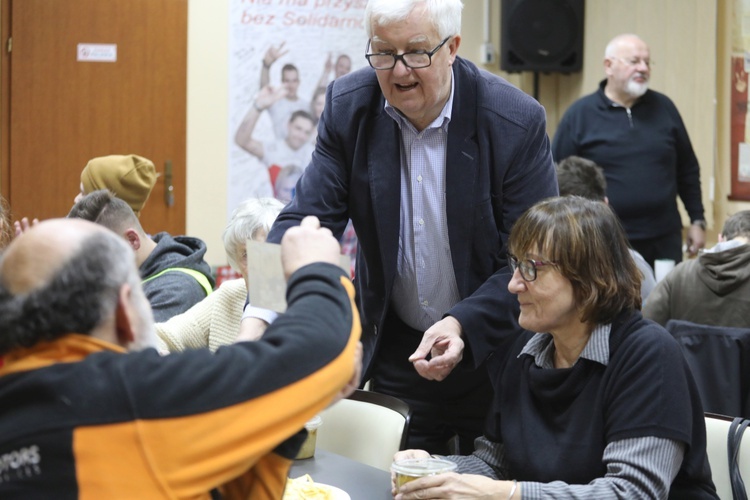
[283,474,333,500]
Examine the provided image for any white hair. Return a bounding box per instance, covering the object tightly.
[604,33,645,59]
[365,0,463,40]
[222,197,284,271]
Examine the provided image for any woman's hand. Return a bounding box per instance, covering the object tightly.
[390,449,431,494]
[393,449,431,462]
[393,473,508,499]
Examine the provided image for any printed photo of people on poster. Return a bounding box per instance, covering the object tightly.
[227,0,368,215]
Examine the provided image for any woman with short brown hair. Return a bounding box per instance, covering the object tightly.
[393,196,717,499]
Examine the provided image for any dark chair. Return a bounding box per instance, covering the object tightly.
[316,389,411,471]
[665,320,750,418]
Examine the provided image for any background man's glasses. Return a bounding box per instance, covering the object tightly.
[366,37,450,70]
[507,254,556,282]
[612,57,653,69]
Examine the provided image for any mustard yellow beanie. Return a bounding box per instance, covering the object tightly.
[80,154,157,216]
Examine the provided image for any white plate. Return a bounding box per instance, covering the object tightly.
[286,482,350,500]
[315,483,350,500]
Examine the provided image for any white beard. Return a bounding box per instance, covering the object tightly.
[626,77,649,98]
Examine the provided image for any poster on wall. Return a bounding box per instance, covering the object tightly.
[730,0,750,199]
[730,55,748,195]
[227,0,369,217]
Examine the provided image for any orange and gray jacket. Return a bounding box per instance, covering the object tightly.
[0,263,359,499]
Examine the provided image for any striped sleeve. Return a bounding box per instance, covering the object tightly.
[443,435,684,499]
[443,435,507,479]
[521,436,684,499]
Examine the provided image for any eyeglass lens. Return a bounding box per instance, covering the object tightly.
[508,256,536,281]
[366,37,449,70]
[619,57,652,68]
[369,52,431,70]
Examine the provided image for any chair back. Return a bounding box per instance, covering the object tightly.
[316,389,411,472]
[665,319,750,418]
[704,413,750,500]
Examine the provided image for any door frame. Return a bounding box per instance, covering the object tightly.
[1,0,11,201]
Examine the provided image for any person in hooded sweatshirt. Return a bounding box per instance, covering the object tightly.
[643,210,750,328]
[68,189,214,322]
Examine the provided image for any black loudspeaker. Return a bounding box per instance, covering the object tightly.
[501,0,584,73]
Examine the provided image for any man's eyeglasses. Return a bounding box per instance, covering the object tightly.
[507,254,556,282]
[612,57,653,69]
[366,37,450,70]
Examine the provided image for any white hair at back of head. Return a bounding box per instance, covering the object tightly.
[604,33,644,59]
[365,0,463,40]
[222,197,284,271]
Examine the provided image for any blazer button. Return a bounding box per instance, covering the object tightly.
[374,325,378,336]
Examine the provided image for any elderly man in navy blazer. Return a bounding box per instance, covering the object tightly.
[258,0,558,454]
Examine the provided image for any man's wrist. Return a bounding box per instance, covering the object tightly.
[262,60,271,69]
[691,219,707,230]
[242,304,278,324]
[253,100,264,112]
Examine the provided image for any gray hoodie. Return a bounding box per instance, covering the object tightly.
[643,241,750,328]
[140,232,215,322]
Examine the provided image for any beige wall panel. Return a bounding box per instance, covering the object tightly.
[186,0,230,266]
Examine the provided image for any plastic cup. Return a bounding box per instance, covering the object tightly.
[391,457,458,488]
[295,415,322,459]
[654,259,676,282]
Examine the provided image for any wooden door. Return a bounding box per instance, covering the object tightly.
[0,0,187,235]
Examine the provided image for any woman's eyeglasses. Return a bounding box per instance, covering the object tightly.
[507,254,556,282]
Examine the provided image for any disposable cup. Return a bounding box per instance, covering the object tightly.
[391,457,457,488]
[295,415,322,459]
[654,258,676,282]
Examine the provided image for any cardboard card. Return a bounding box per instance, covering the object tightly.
[246,239,351,313]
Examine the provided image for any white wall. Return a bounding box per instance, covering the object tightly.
[187,0,231,265]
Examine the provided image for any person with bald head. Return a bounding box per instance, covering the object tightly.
[68,189,214,322]
[552,33,706,269]
[0,216,361,498]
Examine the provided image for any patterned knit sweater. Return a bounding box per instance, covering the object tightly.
[156,278,247,352]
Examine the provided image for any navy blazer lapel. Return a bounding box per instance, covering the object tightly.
[445,60,479,298]
[368,110,401,290]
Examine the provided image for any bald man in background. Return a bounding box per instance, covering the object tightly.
[552,34,706,268]
[0,217,360,499]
